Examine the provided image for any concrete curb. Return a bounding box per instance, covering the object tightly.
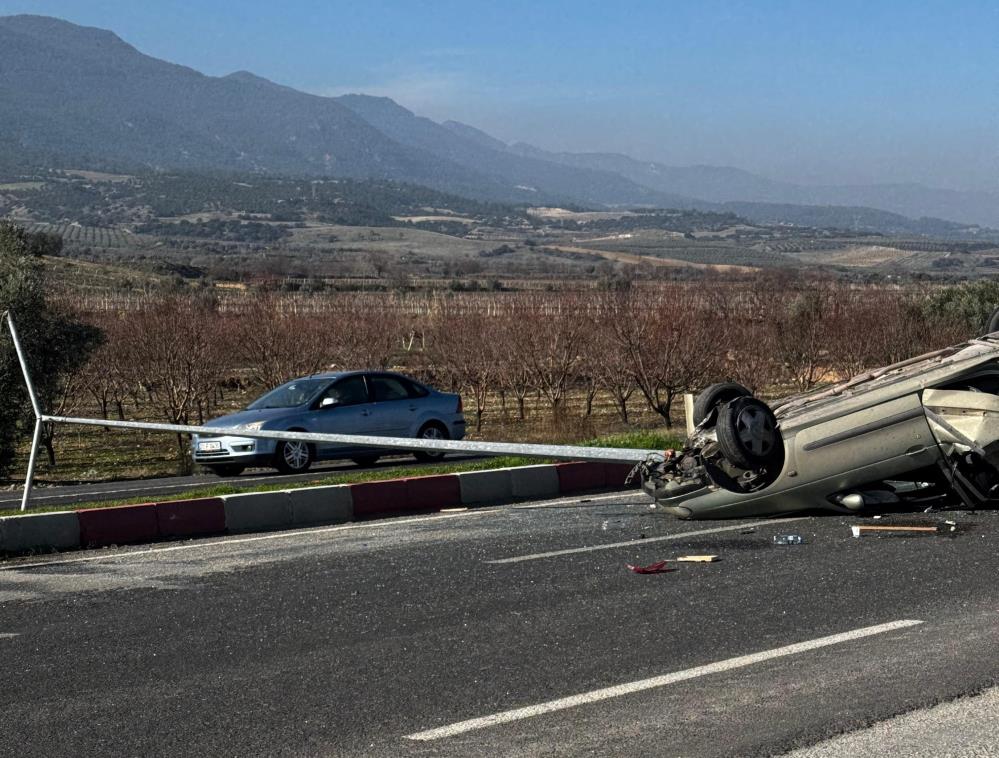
[0,510,81,552]
[0,461,637,556]
[288,486,353,527]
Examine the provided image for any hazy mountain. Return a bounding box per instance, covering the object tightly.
[0,15,700,208]
[0,15,530,201]
[441,120,509,152]
[2,14,994,229]
[335,95,699,208]
[720,202,986,238]
[507,140,999,228]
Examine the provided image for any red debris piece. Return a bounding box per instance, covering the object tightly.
[627,560,676,574]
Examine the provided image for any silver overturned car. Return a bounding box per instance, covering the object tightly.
[192,371,465,476]
[641,334,999,519]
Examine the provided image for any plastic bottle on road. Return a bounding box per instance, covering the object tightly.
[773,534,804,545]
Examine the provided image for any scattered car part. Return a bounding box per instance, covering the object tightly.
[851,525,939,537]
[626,560,676,574]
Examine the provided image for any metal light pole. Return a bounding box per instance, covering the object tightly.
[4,312,44,511]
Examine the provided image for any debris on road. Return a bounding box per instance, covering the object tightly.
[676,555,719,562]
[851,524,939,537]
[626,560,676,574]
[739,527,757,534]
[773,534,804,545]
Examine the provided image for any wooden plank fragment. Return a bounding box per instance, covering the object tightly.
[851,525,938,537]
[676,554,720,562]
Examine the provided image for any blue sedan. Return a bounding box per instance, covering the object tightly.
[191,371,466,476]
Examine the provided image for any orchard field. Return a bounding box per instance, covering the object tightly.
[10,273,989,482]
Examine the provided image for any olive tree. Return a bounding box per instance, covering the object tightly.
[0,221,100,477]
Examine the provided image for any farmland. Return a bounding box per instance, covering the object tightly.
[4,169,999,293]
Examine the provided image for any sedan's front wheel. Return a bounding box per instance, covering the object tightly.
[274,438,313,474]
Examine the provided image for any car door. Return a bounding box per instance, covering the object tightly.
[312,375,378,457]
[366,374,418,437]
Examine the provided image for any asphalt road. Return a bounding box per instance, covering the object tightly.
[0,455,484,510]
[1,493,996,757]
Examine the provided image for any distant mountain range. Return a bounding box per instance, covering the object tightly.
[1,14,997,230]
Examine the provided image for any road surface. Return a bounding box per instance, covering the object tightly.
[1,492,996,756]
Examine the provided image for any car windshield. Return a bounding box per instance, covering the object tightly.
[246,378,330,410]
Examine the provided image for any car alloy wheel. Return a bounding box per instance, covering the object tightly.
[275,438,313,473]
[716,397,781,470]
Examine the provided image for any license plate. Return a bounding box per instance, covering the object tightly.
[198,441,222,452]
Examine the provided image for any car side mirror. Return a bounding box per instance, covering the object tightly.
[320,397,339,409]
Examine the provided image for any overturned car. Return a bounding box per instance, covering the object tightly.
[641,334,999,519]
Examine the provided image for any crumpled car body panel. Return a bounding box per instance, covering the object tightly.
[644,337,999,519]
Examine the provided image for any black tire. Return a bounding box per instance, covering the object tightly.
[716,397,781,469]
[274,436,313,474]
[351,454,380,468]
[208,464,245,477]
[692,382,753,426]
[414,422,448,462]
[984,306,999,336]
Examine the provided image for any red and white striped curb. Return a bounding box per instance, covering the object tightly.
[0,462,637,554]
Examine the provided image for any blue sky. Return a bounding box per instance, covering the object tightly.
[2,1,997,189]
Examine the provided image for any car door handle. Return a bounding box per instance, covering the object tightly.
[361,410,371,416]
[408,405,418,412]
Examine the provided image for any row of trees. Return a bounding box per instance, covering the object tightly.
[33,276,982,472]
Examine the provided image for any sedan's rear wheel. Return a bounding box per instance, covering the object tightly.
[274,438,313,474]
[414,423,448,462]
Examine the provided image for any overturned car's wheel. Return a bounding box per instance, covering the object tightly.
[716,397,781,470]
[693,382,753,426]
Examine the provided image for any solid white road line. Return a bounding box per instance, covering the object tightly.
[0,509,491,571]
[486,517,808,563]
[406,619,925,741]
[511,492,648,509]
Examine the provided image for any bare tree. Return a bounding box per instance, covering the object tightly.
[116,296,232,472]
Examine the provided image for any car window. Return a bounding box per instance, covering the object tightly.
[321,376,369,406]
[401,378,429,398]
[370,376,410,402]
[246,377,329,409]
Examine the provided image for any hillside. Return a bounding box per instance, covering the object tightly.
[0,15,698,209]
[506,139,999,228]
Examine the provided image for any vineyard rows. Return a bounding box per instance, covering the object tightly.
[22,222,133,248]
